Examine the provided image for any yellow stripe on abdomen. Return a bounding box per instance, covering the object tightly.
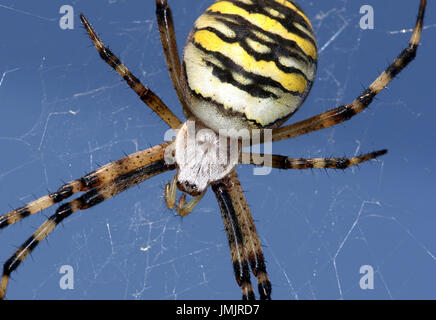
[181,0,317,135]
[208,1,317,60]
[193,29,307,94]
[272,0,313,29]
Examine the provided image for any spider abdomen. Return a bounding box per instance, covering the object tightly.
[181,0,317,137]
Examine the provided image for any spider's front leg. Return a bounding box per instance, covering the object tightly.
[0,143,170,230]
[213,171,272,300]
[0,144,176,300]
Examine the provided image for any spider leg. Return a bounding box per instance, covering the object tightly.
[155,0,189,112]
[80,14,182,129]
[0,143,170,230]
[241,150,387,170]
[213,171,271,300]
[0,159,175,300]
[271,0,426,143]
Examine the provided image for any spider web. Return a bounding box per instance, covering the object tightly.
[0,0,435,300]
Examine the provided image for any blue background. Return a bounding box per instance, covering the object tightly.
[0,0,435,300]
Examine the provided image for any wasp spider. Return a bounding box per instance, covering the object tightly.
[0,0,426,300]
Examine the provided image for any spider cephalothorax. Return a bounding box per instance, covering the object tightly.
[0,0,426,300]
[173,120,239,194]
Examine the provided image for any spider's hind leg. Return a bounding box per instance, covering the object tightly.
[271,0,426,143]
[155,0,189,111]
[80,14,182,129]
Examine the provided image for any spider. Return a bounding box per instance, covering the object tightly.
[0,0,426,300]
